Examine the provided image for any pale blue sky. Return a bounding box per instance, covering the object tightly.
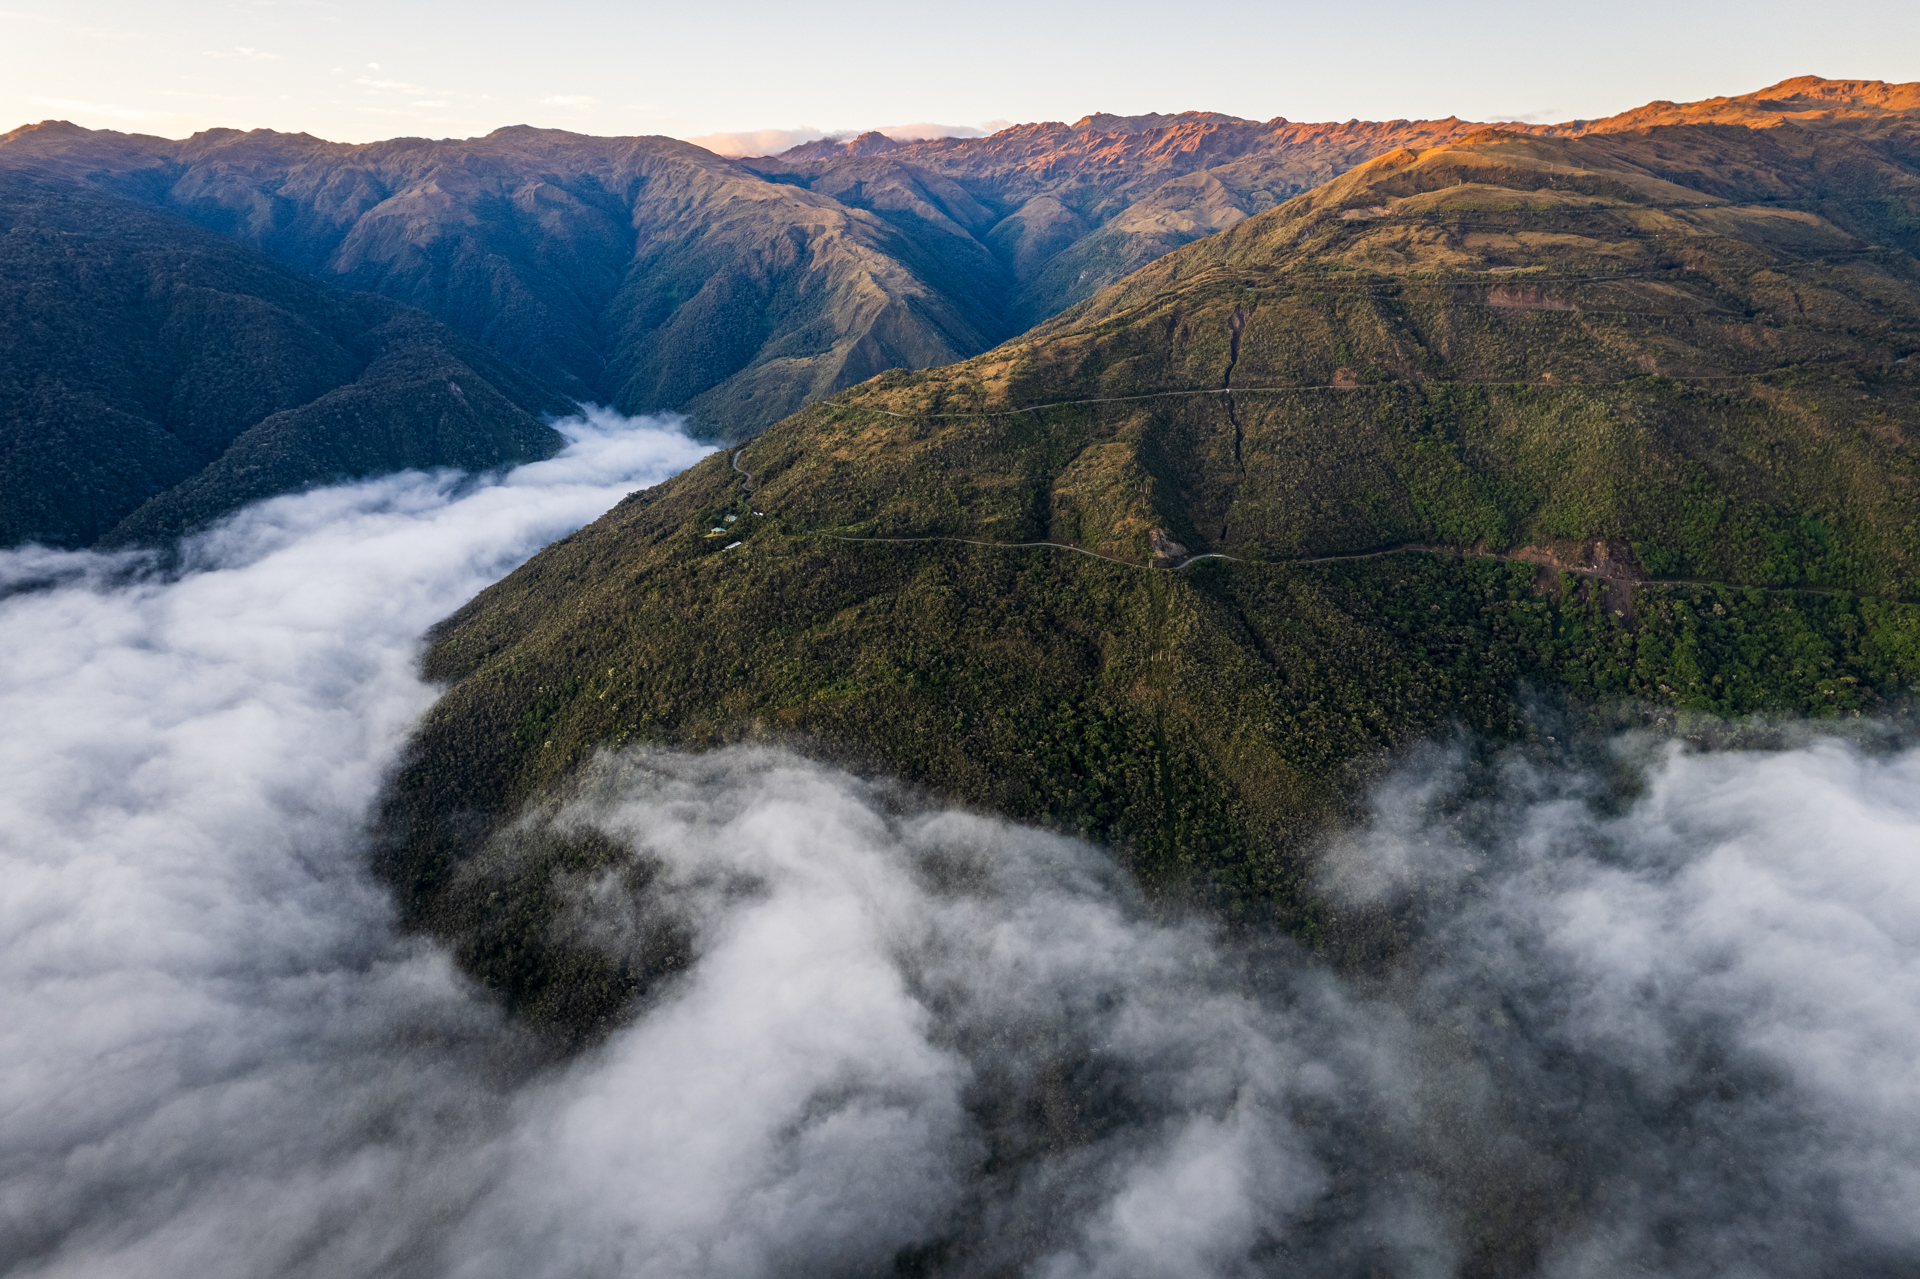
[3,0,1916,146]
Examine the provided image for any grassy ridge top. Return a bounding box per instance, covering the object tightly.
[379,123,1920,1041]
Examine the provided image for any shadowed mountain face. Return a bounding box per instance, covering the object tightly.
[378,116,1920,1042]
[0,173,571,548]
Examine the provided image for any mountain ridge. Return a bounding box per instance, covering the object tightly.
[0,120,1001,437]
[12,75,1910,460]
[748,75,1920,327]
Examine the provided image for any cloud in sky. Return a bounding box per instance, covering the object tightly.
[873,119,994,141]
[683,125,825,156]
[0,8,138,40]
[356,75,428,94]
[0,409,710,1275]
[25,95,156,121]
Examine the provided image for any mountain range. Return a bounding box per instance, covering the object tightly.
[9,76,1916,547]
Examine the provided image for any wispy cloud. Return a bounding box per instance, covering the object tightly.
[157,90,257,102]
[357,76,429,94]
[1493,105,1567,123]
[25,95,156,121]
[872,120,990,141]
[539,94,598,109]
[685,126,826,156]
[0,8,139,38]
[203,45,282,60]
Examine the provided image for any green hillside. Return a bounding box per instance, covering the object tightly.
[379,123,1920,1039]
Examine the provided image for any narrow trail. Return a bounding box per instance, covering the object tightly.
[805,534,1873,608]
[813,534,1149,571]
[1282,544,1861,604]
[737,423,1862,608]
[828,373,1762,422]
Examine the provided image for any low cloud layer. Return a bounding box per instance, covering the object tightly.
[1,413,1917,1277]
[0,409,709,1276]
[687,121,995,157]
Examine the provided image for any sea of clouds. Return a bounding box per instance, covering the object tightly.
[1,409,1916,1277]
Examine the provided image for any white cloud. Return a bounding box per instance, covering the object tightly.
[203,46,282,60]
[871,120,989,141]
[1324,729,1920,1271]
[0,409,711,1275]
[685,121,993,158]
[539,94,597,109]
[0,8,138,38]
[357,76,428,94]
[157,89,255,102]
[685,125,825,156]
[25,95,155,120]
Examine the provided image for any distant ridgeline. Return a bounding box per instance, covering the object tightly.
[8,75,1918,546]
[371,84,1920,1042]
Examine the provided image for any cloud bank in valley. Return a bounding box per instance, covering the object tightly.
[0,408,710,1277]
[1,408,1917,1277]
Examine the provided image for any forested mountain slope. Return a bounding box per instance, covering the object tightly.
[378,119,1920,1038]
[0,174,569,548]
